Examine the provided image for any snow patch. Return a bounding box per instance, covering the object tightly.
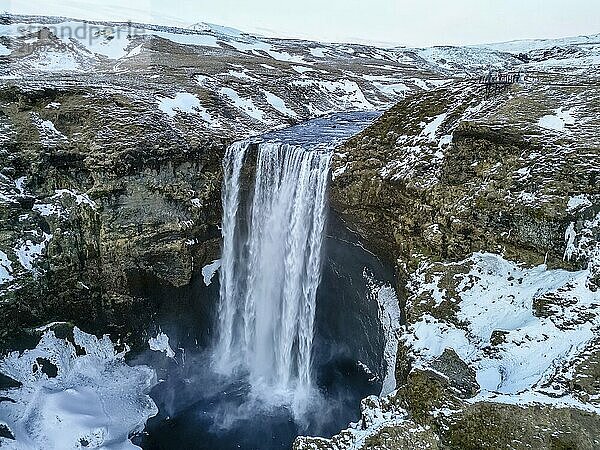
[202,259,221,286]
[0,328,157,449]
[53,189,98,210]
[537,107,576,132]
[405,253,600,398]
[14,232,52,272]
[262,90,297,117]
[309,47,329,58]
[148,332,175,359]
[567,194,592,213]
[421,113,447,141]
[0,251,14,285]
[157,92,201,117]
[292,65,315,74]
[220,87,265,121]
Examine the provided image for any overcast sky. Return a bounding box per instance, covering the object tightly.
[4,0,599,47]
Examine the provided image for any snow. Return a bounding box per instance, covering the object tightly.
[405,252,600,397]
[40,119,60,134]
[373,82,410,97]
[35,321,68,332]
[14,232,52,271]
[0,328,157,449]
[148,332,175,358]
[0,251,14,285]
[157,92,202,117]
[157,92,221,127]
[262,90,297,117]
[475,33,600,54]
[33,202,62,217]
[14,177,26,195]
[202,259,221,286]
[309,47,329,58]
[292,65,315,74]
[156,92,218,125]
[296,392,413,450]
[537,107,576,132]
[26,51,82,72]
[363,75,410,97]
[291,79,373,112]
[226,69,257,81]
[226,38,271,54]
[421,113,447,141]
[53,189,98,210]
[265,49,307,64]
[152,30,220,49]
[567,194,592,213]
[365,271,402,395]
[124,44,143,58]
[0,43,10,56]
[220,87,265,121]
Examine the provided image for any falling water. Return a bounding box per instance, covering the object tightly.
[216,140,331,410]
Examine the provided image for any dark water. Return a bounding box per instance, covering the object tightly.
[129,112,394,450]
[130,212,394,450]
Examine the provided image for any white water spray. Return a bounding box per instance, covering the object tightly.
[216,140,331,410]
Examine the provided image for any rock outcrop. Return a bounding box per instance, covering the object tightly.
[298,72,600,447]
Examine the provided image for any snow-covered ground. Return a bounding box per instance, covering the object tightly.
[405,252,600,404]
[0,327,158,449]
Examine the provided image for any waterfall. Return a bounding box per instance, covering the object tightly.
[216,140,331,409]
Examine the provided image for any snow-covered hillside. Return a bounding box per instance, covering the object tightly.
[0,14,452,138]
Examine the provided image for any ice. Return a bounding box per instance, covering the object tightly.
[148,332,176,359]
[201,259,221,286]
[365,272,402,395]
[564,222,577,261]
[0,328,158,449]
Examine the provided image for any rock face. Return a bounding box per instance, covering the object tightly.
[330,75,599,272]
[0,13,449,348]
[297,71,600,447]
[0,81,227,348]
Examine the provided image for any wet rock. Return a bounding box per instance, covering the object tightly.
[430,349,479,399]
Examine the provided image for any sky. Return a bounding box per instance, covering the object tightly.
[3,0,599,47]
